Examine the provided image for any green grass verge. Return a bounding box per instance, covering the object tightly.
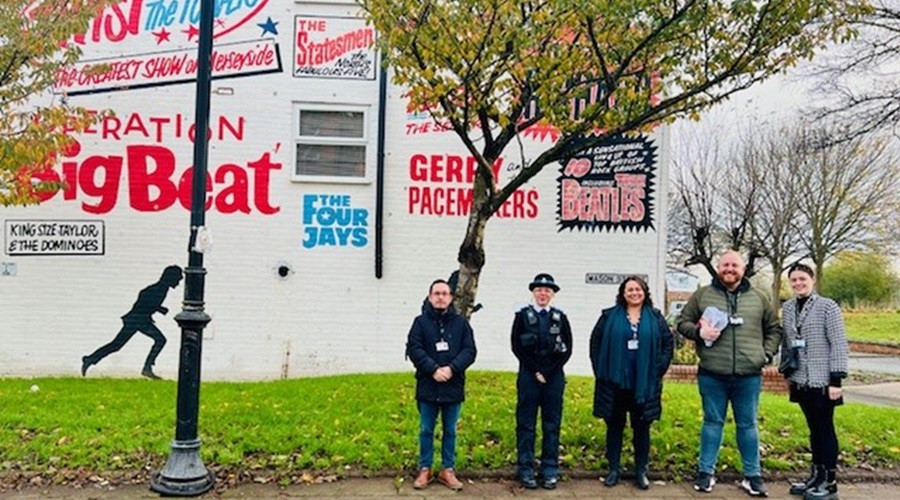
[1,373,897,476]
[844,310,900,345]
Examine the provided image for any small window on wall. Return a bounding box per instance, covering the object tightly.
[293,105,368,182]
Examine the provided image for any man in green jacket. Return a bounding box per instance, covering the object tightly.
[677,251,782,497]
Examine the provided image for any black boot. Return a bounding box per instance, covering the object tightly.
[141,365,162,379]
[803,468,837,500]
[634,467,650,490]
[790,465,822,496]
[603,468,620,487]
[634,456,650,490]
[81,356,93,377]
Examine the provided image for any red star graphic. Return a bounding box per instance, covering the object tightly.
[182,24,199,41]
[152,28,171,44]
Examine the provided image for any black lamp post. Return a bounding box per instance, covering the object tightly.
[149,0,216,495]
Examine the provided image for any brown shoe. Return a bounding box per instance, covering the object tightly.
[413,467,432,489]
[437,468,463,491]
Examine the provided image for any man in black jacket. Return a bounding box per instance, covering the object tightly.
[406,279,477,491]
[511,273,573,490]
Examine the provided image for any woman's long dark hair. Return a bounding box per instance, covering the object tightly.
[615,275,653,307]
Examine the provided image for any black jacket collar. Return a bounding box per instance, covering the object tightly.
[422,301,457,320]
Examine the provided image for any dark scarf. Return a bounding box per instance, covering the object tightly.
[597,305,659,403]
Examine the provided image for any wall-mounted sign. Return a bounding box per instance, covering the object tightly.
[49,0,281,96]
[55,39,282,96]
[293,16,376,80]
[558,135,657,232]
[4,220,105,256]
[585,273,649,285]
[302,194,369,248]
[406,153,539,219]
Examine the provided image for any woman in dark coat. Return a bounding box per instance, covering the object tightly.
[589,276,673,489]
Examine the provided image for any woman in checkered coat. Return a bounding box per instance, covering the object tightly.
[781,263,848,500]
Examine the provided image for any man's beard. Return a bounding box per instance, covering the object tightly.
[719,272,740,285]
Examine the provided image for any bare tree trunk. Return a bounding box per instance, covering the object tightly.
[771,258,785,316]
[812,251,827,293]
[453,176,493,320]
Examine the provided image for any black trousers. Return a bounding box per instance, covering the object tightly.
[605,387,651,471]
[792,385,839,469]
[516,369,565,478]
[87,320,167,370]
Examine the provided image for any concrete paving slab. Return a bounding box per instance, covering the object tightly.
[2,477,899,499]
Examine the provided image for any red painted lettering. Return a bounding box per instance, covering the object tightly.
[79,155,123,214]
[177,168,213,211]
[409,154,428,181]
[127,145,177,212]
[214,164,251,214]
[247,153,280,215]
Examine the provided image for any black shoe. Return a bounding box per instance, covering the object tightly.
[603,469,620,487]
[804,469,837,500]
[790,465,822,496]
[81,356,92,377]
[141,368,162,380]
[541,476,558,490]
[803,482,837,500]
[517,475,537,489]
[741,476,768,497]
[635,470,650,490]
[694,472,716,493]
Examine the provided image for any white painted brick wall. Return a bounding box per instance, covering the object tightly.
[0,1,669,380]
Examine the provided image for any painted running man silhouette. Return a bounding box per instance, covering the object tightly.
[81,265,183,379]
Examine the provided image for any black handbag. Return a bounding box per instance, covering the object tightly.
[778,347,800,378]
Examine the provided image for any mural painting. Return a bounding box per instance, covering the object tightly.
[293,16,376,80]
[81,266,183,379]
[557,135,658,232]
[302,194,369,249]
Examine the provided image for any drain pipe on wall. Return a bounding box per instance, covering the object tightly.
[375,65,388,279]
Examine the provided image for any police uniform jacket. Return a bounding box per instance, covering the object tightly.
[511,305,573,377]
[406,302,477,403]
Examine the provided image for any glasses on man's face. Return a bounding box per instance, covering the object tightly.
[432,291,452,296]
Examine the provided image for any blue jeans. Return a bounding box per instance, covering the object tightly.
[417,400,461,470]
[698,373,762,477]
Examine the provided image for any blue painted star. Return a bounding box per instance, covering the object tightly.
[257,17,278,36]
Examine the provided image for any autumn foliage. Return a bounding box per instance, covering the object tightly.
[361,0,864,317]
[0,0,112,206]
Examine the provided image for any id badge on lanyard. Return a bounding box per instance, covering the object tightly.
[436,326,449,352]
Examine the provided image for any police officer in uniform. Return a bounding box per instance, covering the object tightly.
[511,273,573,490]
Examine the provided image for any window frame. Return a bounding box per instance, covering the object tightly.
[291,103,371,184]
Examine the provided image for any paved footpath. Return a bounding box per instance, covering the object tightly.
[3,477,899,499]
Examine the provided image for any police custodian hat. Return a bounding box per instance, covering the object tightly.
[528,273,559,292]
